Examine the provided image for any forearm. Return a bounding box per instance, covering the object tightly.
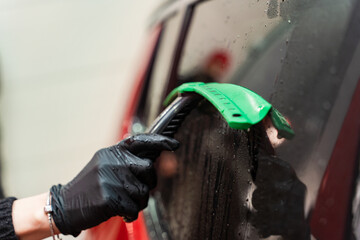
[12,192,60,240]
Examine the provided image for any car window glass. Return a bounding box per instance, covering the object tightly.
[155,101,259,240]
[145,10,187,126]
[175,0,358,214]
[178,0,283,84]
[152,0,360,239]
[231,0,358,216]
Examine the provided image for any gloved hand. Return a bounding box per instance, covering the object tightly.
[50,133,179,237]
[251,155,310,240]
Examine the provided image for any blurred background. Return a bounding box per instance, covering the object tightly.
[0,0,161,199]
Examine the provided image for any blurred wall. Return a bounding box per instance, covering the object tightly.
[0,0,160,198]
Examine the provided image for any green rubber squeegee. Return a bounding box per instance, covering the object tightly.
[164,82,294,139]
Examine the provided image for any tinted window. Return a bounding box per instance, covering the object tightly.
[148,0,360,239]
[175,0,359,218]
[155,101,265,239]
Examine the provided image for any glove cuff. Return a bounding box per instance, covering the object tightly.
[0,197,17,240]
[50,184,81,237]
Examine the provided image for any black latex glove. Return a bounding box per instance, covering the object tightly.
[50,133,179,237]
[251,155,310,240]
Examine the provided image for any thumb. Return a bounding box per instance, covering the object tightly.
[120,134,179,157]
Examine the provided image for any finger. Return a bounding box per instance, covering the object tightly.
[115,193,140,221]
[123,174,150,210]
[120,134,179,157]
[105,171,149,215]
[128,158,157,189]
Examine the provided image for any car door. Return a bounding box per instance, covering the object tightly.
[140,0,360,239]
[88,0,360,239]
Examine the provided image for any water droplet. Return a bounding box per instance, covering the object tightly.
[132,122,144,133]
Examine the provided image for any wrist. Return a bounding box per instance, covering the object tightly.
[12,192,60,240]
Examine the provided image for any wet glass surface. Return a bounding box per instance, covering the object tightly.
[155,101,257,239]
[175,0,359,220]
[144,0,360,238]
[153,101,310,239]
